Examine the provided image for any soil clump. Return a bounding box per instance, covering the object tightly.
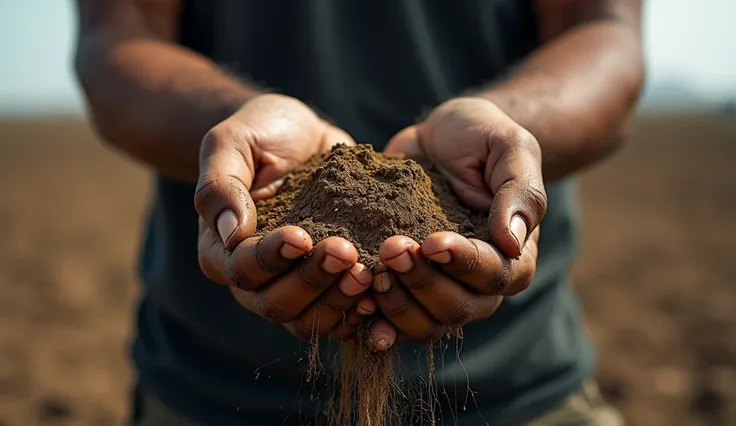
[256,143,489,267]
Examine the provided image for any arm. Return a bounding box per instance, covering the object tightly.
[375,1,644,341]
[74,0,261,182]
[76,1,383,346]
[477,0,645,181]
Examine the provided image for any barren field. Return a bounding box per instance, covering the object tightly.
[0,114,734,425]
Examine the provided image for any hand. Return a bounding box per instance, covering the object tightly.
[374,97,547,342]
[194,94,377,341]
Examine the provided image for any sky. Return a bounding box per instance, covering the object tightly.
[0,0,734,116]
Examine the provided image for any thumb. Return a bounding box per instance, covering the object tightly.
[385,126,423,158]
[249,123,356,201]
[194,126,258,250]
[486,129,547,259]
[321,124,356,150]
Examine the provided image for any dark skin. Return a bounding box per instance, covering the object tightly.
[75,0,644,350]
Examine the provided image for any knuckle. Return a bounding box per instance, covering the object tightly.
[477,297,504,321]
[442,299,476,326]
[298,264,332,291]
[254,297,289,323]
[404,269,436,289]
[226,266,257,291]
[255,238,280,273]
[322,294,352,313]
[447,242,480,278]
[508,127,539,153]
[193,176,218,214]
[198,257,224,285]
[201,125,233,153]
[194,174,247,213]
[506,264,535,296]
[202,126,222,145]
[481,267,513,294]
[383,298,412,318]
[524,184,548,219]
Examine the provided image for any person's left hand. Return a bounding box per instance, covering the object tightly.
[371,97,547,343]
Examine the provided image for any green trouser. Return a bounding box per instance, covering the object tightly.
[130,381,623,426]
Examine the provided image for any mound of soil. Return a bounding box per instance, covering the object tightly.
[255,144,489,267]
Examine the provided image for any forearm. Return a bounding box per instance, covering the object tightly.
[76,32,260,182]
[477,20,644,181]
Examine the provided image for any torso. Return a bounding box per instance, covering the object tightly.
[132,1,594,424]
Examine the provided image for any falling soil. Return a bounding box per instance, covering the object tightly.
[256,144,490,425]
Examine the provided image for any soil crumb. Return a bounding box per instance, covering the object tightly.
[256,143,488,268]
[256,144,490,426]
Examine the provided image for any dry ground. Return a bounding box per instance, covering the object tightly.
[0,114,734,426]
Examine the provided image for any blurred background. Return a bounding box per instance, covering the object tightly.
[0,1,734,425]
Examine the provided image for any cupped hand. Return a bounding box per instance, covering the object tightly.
[374,97,548,342]
[194,94,382,342]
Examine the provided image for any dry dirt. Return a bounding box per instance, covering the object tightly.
[0,114,733,426]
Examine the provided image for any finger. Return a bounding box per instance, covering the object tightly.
[373,273,445,342]
[329,307,363,341]
[249,151,299,200]
[380,236,501,326]
[253,237,358,323]
[384,126,423,158]
[370,319,398,351]
[197,216,231,285]
[284,263,371,338]
[485,128,547,258]
[421,232,502,294]
[194,126,257,249]
[355,295,377,316]
[229,286,258,312]
[226,226,312,291]
[329,296,376,341]
[423,230,539,296]
[321,124,357,150]
[250,177,285,201]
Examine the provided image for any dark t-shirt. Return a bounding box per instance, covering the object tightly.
[132,1,595,425]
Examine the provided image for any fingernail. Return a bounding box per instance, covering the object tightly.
[349,263,373,285]
[510,215,528,251]
[356,303,373,316]
[339,273,367,297]
[375,339,390,351]
[280,243,306,259]
[216,210,238,244]
[373,272,392,293]
[427,250,452,264]
[322,254,350,274]
[387,251,414,273]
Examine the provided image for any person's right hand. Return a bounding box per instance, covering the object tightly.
[194,94,379,342]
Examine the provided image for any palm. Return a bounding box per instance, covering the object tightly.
[385,98,508,210]
[386,97,545,259]
[232,95,354,200]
